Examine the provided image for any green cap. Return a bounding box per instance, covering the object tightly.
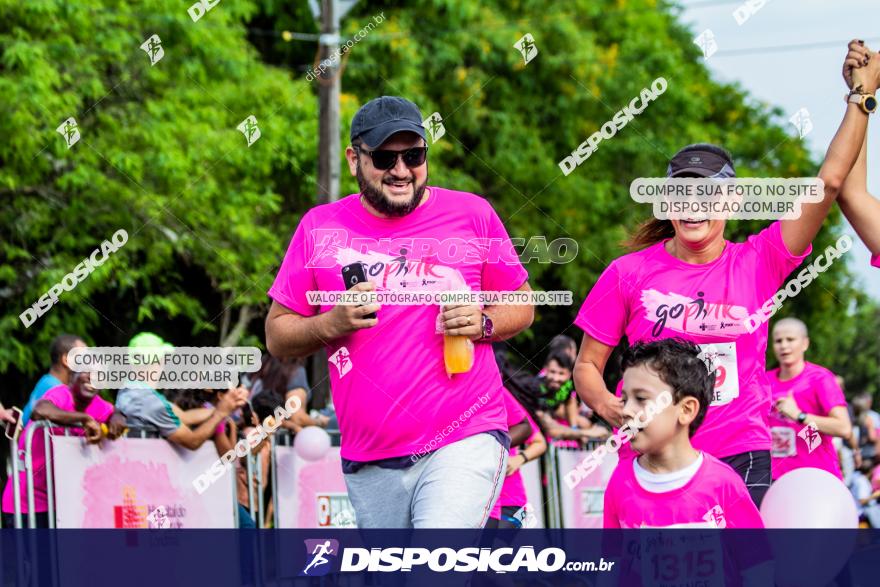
[128,332,174,352]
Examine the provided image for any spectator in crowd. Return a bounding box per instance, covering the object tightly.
[248,354,328,432]
[851,457,880,527]
[114,333,247,449]
[0,403,16,425]
[537,335,578,377]
[853,393,878,461]
[534,352,607,446]
[21,334,85,426]
[1,372,126,527]
[834,377,862,486]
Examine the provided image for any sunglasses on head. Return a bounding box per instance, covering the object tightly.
[355,146,428,170]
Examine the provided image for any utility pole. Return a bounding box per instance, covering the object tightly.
[317,0,340,205]
[309,0,358,407]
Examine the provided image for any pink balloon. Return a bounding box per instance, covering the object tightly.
[295,426,331,461]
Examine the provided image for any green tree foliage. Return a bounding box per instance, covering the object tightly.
[1,0,877,403]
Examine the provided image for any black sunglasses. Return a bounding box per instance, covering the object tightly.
[355,146,428,170]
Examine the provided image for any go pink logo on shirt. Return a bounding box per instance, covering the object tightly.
[641,289,750,338]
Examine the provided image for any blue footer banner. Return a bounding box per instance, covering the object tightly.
[0,529,877,586]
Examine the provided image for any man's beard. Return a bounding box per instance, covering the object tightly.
[357,163,427,217]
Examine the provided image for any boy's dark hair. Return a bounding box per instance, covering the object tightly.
[544,350,574,372]
[620,338,713,437]
[50,334,84,367]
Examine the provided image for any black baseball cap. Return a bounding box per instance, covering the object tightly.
[667,143,736,178]
[350,96,427,148]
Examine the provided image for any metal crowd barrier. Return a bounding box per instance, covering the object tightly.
[6,423,244,529]
[544,440,608,529]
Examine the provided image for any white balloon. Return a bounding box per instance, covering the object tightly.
[761,467,857,528]
[294,426,331,461]
[761,468,857,587]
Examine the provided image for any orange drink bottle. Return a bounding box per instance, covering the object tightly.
[444,334,474,375]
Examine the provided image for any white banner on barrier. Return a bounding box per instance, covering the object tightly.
[51,437,235,528]
[555,448,618,528]
[274,445,356,529]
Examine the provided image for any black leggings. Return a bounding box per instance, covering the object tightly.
[720,450,771,508]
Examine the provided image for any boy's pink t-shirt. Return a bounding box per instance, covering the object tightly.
[872,253,879,268]
[603,453,764,528]
[576,222,811,459]
[2,384,114,513]
[767,362,847,480]
[268,188,528,462]
[491,393,533,519]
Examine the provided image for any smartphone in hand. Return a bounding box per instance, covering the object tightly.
[341,262,377,320]
[4,407,22,440]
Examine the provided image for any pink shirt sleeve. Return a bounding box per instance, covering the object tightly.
[480,204,528,292]
[872,253,879,268]
[88,397,116,423]
[503,389,528,428]
[816,370,847,415]
[723,476,764,528]
[41,385,74,411]
[603,470,622,528]
[575,262,629,346]
[746,221,813,298]
[267,213,319,316]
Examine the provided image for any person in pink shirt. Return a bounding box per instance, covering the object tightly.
[2,372,126,527]
[767,317,851,480]
[486,388,547,529]
[602,341,769,584]
[575,43,879,507]
[603,338,762,529]
[264,96,534,528]
[839,41,880,269]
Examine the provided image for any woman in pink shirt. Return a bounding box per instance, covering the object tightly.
[839,41,880,269]
[575,43,880,507]
[767,317,851,480]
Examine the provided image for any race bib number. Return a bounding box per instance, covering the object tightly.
[770,427,796,458]
[639,528,724,587]
[699,343,739,406]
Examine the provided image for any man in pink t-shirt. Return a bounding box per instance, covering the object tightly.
[767,317,851,480]
[265,96,534,528]
[2,372,125,527]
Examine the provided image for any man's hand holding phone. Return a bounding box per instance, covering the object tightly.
[326,280,380,337]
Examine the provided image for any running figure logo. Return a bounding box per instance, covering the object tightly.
[798,422,822,453]
[139,34,164,66]
[300,539,339,576]
[329,346,352,378]
[422,112,445,143]
[56,117,80,149]
[789,108,813,139]
[237,115,261,147]
[693,29,718,59]
[513,33,538,65]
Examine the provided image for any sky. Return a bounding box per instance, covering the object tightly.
[678,0,880,299]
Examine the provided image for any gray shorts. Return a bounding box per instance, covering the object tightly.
[343,432,508,529]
